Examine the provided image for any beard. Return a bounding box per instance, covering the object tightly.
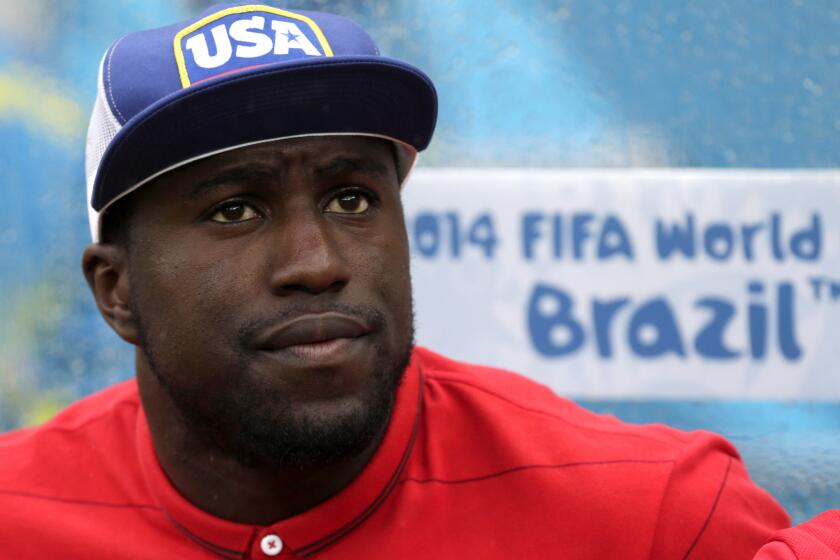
[136,302,414,471]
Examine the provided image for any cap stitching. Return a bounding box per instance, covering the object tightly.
[106,35,129,124]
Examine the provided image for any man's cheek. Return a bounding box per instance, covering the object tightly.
[133,266,235,345]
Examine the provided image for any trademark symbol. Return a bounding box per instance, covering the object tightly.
[809,277,840,302]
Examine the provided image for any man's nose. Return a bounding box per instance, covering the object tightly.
[267,212,349,296]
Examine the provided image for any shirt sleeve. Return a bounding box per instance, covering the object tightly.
[648,431,791,560]
[754,510,840,560]
[752,542,798,560]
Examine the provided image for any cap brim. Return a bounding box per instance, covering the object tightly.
[91,55,437,211]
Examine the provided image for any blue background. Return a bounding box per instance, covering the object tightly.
[0,0,838,523]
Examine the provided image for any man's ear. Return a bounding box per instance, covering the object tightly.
[82,243,140,345]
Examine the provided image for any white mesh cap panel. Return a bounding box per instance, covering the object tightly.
[85,55,122,242]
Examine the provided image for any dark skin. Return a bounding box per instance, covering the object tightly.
[82,136,413,524]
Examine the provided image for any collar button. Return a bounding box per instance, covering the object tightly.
[260,534,284,557]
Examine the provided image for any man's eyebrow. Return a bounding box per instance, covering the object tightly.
[188,166,275,199]
[313,156,391,179]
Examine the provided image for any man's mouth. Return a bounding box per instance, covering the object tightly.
[253,312,372,362]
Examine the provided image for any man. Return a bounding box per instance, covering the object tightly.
[0,3,789,558]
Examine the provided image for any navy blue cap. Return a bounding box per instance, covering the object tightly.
[85,3,437,240]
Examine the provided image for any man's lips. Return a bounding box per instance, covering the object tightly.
[254,312,372,352]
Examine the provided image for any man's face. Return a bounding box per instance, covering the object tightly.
[119,135,414,469]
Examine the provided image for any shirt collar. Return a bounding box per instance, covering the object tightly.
[136,351,423,558]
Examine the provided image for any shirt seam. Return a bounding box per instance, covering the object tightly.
[7,396,139,437]
[398,459,675,486]
[0,488,160,511]
[646,457,678,560]
[425,374,689,448]
[166,512,244,560]
[680,456,734,560]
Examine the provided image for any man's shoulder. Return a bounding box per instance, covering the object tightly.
[407,348,789,557]
[0,380,141,495]
[0,381,171,555]
[415,346,710,461]
[754,510,840,560]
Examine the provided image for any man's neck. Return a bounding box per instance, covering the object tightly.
[135,361,383,525]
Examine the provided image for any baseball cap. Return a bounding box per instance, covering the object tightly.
[85,2,438,241]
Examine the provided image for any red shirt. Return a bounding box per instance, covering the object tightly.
[754,511,840,559]
[0,347,789,559]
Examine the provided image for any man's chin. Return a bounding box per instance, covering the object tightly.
[222,396,392,470]
[167,343,411,470]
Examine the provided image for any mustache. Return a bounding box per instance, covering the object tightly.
[237,303,387,346]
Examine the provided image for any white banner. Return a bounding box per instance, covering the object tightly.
[403,169,840,400]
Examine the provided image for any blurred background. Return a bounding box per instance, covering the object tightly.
[1,0,838,523]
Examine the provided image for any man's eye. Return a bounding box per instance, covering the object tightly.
[325,191,371,214]
[209,202,259,223]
